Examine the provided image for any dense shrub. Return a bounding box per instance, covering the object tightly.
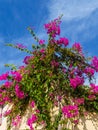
[0,16,98,130]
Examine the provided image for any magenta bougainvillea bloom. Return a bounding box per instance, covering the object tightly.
[84,67,95,76]
[3,110,11,117]
[0,72,9,81]
[27,114,37,130]
[88,94,96,100]
[30,101,35,108]
[73,98,84,106]
[57,37,69,46]
[39,40,45,45]
[90,83,98,94]
[40,49,45,53]
[11,71,22,82]
[15,84,25,99]
[12,115,21,127]
[23,56,31,64]
[4,81,12,88]
[72,42,82,53]
[44,18,60,37]
[91,56,98,72]
[70,76,84,89]
[16,43,26,49]
[62,105,79,118]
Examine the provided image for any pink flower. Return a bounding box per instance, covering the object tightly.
[11,71,22,82]
[27,118,34,130]
[57,37,69,46]
[62,105,79,118]
[3,96,10,102]
[19,66,25,69]
[40,120,45,125]
[0,72,9,81]
[40,49,45,53]
[88,95,96,100]
[15,84,25,99]
[73,98,84,105]
[39,40,45,45]
[4,81,12,88]
[91,56,98,72]
[84,67,95,76]
[27,114,37,130]
[44,18,60,37]
[57,95,62,101]
[0,101,4,105]
[12,115,21,127]
[0,114,2,118]
[23,56,31,64]
[3,110,11,116]
[70,76,84,89]
[35,109,40,113]
[72,43,82,53]
[16,43,26,49]
[30,101,35,108]
[90,83,98,94]
[73,119,79,125]
[50,39,57,45]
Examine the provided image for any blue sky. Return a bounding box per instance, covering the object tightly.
[0,0,98,75]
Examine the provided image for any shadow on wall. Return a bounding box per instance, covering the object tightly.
[0,105,98,130]
[74,113,98,130]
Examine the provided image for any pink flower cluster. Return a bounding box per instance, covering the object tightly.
[39,39,45,45]
[84,67,95,76]
[91,56,98,72]
[12,115,21,127]
[73,98,84,106]
[51,60,59,67]
[0,90,10,105]
[57,37,69,46]
[30,101,35,108]
[70,76,84,89]
[0,72,9,81]
[27,114,37,130]
[90,83,98,94]
[72,43,82,53]
[0,96,10,105]
[4,81,12,88]
[11,71,22,82]
[3,110,11,117]
[44,19,60,37]
[23,56,31,64]
[15,84,25,99]
[16,43,26,49]
[40,48,45,54]
[62,105,79,118]
[88,95,96,100]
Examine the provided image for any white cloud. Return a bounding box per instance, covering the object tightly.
[48,0,98,21]
[46,0,98,48]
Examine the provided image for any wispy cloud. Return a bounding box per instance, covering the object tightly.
[46,0,98,53]
[48,0,98,21]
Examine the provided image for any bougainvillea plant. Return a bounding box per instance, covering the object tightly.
[0,16,98,130]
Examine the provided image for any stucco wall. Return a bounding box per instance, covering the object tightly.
[0,105,98,130]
